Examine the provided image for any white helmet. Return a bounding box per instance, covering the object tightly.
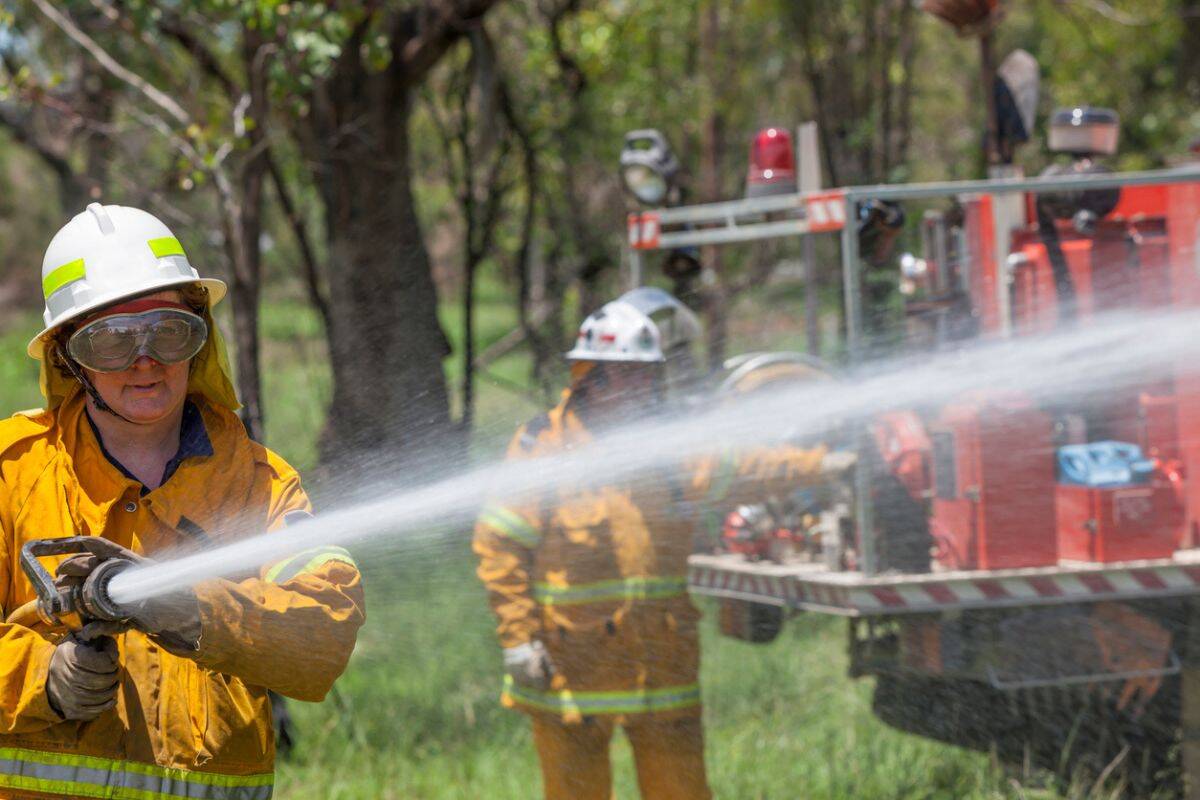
[566,287,701,364]
[28,203,226,357]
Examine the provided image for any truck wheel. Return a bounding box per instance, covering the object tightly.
[717,599,784,643]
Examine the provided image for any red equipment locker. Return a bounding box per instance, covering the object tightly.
[931,392,1058,570]
[1056,483,1183,563]
[1168,181,1200,549]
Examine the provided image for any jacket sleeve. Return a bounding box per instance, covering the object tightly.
[0,507,62,733]
[687,443,829,509]
[473,425,544,649]
[191,461,366,702]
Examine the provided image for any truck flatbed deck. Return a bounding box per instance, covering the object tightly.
[688,549,1200,617]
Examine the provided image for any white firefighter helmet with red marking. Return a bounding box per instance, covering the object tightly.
[566,287,702,363]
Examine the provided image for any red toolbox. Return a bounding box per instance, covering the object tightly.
[1056,482,1183,563]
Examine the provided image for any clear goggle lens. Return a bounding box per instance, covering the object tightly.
[67,309,208,373]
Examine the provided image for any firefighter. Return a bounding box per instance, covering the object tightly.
[474,287,843,800]
[0,203,365,799]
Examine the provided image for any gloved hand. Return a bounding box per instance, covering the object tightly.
[57,548,201,655]
[820,450,858,475]
[46,632,120,721]
[503,641,555,690]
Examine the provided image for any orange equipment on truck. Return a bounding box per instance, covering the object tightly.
[625,114,1200,795]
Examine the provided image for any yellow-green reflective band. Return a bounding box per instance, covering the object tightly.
[148,236,186,258]
[265,545,357,584]
[42,258,85,299]
[478,505,540,548]
[533,576,688,606]
[504,677,701,716]
[0,746,273,800]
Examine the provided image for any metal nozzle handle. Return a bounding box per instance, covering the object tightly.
[19,537,146,623]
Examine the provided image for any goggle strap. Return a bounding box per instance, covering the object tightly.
[54,343,135,424]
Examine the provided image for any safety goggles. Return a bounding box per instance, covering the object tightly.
[66,301,208,373]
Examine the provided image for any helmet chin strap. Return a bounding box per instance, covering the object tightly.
[54,343,135,424]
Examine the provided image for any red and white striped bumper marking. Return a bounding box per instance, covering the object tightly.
[689,555,1200,616]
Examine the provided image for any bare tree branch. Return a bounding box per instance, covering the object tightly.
[265,151,332,331]
[29,0,192,126]
[398,0,506,83]
[1060,0,1153,26]
[156,12,240,94]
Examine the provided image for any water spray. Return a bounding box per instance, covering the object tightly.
[94,305,1200,609]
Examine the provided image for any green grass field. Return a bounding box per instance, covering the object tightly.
[0,283,1095,799]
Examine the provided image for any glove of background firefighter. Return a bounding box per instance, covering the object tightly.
[57,549,202,656]
[46,633,120,721]
[820,450,858,475]
[503,641,555,690]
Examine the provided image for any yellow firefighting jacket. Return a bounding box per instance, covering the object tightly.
[0,388,365,800]
[474,389,825,723]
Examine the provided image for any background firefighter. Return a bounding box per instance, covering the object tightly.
[0,203,366,800]
[473,288,848,800]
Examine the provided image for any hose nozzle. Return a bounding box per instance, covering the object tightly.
[18,537,143,630]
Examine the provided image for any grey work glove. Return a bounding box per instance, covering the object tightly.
[503,641,555,691]
[46,632,120,721]
[820,450,859,475]
[57,550,202,656]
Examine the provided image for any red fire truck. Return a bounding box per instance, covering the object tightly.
[626,115,1200,794]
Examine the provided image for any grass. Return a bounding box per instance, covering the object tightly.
[0,281,1084,798]
[274,545,1060,800]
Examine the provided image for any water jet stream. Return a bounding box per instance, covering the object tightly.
[107,307,1200,605]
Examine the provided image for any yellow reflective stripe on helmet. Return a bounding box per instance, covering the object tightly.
[532,576,688,606]
[0,746,273,800]
[42,258,85,299]
[503,677,701,716]
[478,505,540,548]
[148,236,186,258]
[265,545,357,584]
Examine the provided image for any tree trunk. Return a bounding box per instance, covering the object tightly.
[699,0,727,371]
[311,85,454,475]
[225,30,270,442]
[1181,0,1200,103]
[461,251,477,432]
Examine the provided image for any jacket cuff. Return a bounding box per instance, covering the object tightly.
[190,579,243,673]
[22,639,64,725]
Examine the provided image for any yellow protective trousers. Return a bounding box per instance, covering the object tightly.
[531,714,711,800]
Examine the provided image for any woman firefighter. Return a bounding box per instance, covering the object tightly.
[0,203,365,799]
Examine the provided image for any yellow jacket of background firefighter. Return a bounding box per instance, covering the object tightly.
[473,386,826,724]
[0,299,366,799]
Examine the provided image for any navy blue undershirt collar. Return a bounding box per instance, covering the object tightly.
[86,400,214,496]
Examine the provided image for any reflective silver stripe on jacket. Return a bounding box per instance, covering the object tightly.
[0,747,274,800]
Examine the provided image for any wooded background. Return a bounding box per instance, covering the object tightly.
[0,0,1195,473]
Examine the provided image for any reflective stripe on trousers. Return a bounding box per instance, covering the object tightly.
[531,576,688,606]
[504,676,701,716]
[0,747,273,800]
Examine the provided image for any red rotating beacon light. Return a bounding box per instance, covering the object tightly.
[746,127,797,198]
